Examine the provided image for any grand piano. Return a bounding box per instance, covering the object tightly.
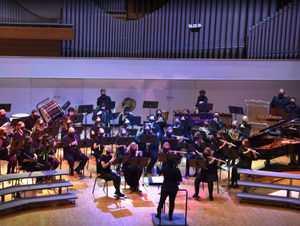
[248,115,300,167]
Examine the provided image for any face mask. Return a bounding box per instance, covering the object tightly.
[67,123,72,127]
[163,148,169,152]
[166,132,172,137]
[184,114,188,117]
[131,148,137,155]
[40,123,44,127]
[69,133,75,138]
[34,115,39,119]
[193,136,198,141]
[232,125,237,130]
[290,102,295,106]
[21,127,25,131]
[3,132,7,136]
[203,153,209,158]
[0,115,6,118]
[107,151,111,155]
[121,133,126,137]
[278,93,284,98]
[204,124,209,128]
[175,120,180,125]
[99,133,104,137]
[28,142,32,146]
[101,93,106,97]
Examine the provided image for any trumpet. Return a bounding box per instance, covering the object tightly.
[219,139,236,147]
[207,156,227,164]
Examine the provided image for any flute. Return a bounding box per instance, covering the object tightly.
[220,139,236,147]
[173,135,190,140]
[168,150,188,154]
[207,156,227,164]
[245,147,259,155]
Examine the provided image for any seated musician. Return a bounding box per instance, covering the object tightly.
[118,107,134,128]
[12,121,26,155]
[160,142,182,167]
[136,123,157,175]
[0,109,10,127]
[180,108,193,139]
[199,119,213,142]
[32,118,46,150]
[25,110,39,135]
[156,156,182,221]
[61,117,73,139]
[122,142,143,192]
[185,132,204,179]
[20,136,45,182]
[230,139,257,188]
[162,127,183,163]
[0,128,17,174]
[270,88,291,109]
[238,116,251,138]
[91,128,106,162]
[62,127,88,176]
[213,130,229,161]
[149,114,161,137]
[285,97,300,114]
[39,134,59,170]
[92,102,110,126]
[210,112,224,132]
[194,90,208,111]
[90,117,103,139]
[193,147,220,201]
[227,121,242,166]
[155,109,167,138]
[170,117,185,137]
[61,107,74,125]
[98,145,125,198]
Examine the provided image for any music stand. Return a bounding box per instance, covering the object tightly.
[129,157,149,195]
[152,128,157,134]
[48,120,57,128]
[132,116,141,126]
[100,137,117,146]
[10,139,24,150]
[160,138,178,149]
[30,130,42,142]
[103,127,112,136]
[127,129,138,137]
[198,103,213,112]
[74,126,83,136]
[42,127,59,137]
[229,106,244,121]
[111,155,130,181]
[10,119,20,127]
[199,113,214,120]
[117,137,136,146]
[106,112,120,134]
[78,105,94,139]
[76,139,93,180]
[158,153,177,163]
[173,128,183,136]
[102,101,115,110]
[143,101,159,115]
[139,134,157,144]
[70,114,84,124]
[0,104,11,112]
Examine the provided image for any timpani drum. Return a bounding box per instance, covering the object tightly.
[39,100,64,122]
[10,113,30,121]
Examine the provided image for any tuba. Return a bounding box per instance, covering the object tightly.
[122,98,136,112]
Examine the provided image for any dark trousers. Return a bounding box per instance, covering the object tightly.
[101,172,121,194]
[0,151,17,174]
[185,154,200,176]
[65,153,88,173]
[157,190,178,218]
[22,162,45,182]
[124,167,142,189]
[144,151,158,173]
[231,163,250,184]
[194,173,216,199]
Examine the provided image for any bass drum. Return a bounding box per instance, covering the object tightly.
[39,100,64,123]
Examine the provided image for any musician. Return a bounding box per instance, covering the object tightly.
[61,117,73,139]
[12,121,26,155]
[238,116,251,138]
[180,108,193,139]
[115,128,128,173]
[98,146,125,198]
[20,136,44,182]
[0,128,17,174]
[136,123,157,175]
[62,127,88,176]
[193,147,220,201]
[210,112,224,132]
[160,141,182,166]
[194,90,208,110]
[97,88,112,108]
[25,109,39,133]
[227,121,242,144]
[170,117,185,137]
[185,131,204,179]
[156,156,182,221]
[162,127,182,162]
[61,107,75,125]
[92,128,106,161]
[118,107,134,128]
[270,88,291,109]
[155,109,167,138]
[213,130,229,161]
[230,139,257,188]
[0,109,10,127]
[199,119,213,142]
[122,142,143,192]
[90,117,103,139]
[149,114,161,140]
[39,134,59,170]
[92,102,110,126]
[32,118,45,150]
[285,97,300,114]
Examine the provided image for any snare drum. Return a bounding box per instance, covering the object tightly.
[39,100,64,122]
[161,110,169,121]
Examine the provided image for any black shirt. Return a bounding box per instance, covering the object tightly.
[0,116,10,127]
[100,154,112,174]
[157,166,182,190]
[62,134,80,155]
[285,104,300,114]
[97,95,111,107]
[270,96,291,109]
[200,158,218,175]
[25,116,37,131]
[20,145,34,162]
[195,95,208,108]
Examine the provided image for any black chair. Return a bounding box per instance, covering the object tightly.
[200,168,220,194]
[92,161,113,196]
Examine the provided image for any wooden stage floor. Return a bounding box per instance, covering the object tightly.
[0,153,300,226]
